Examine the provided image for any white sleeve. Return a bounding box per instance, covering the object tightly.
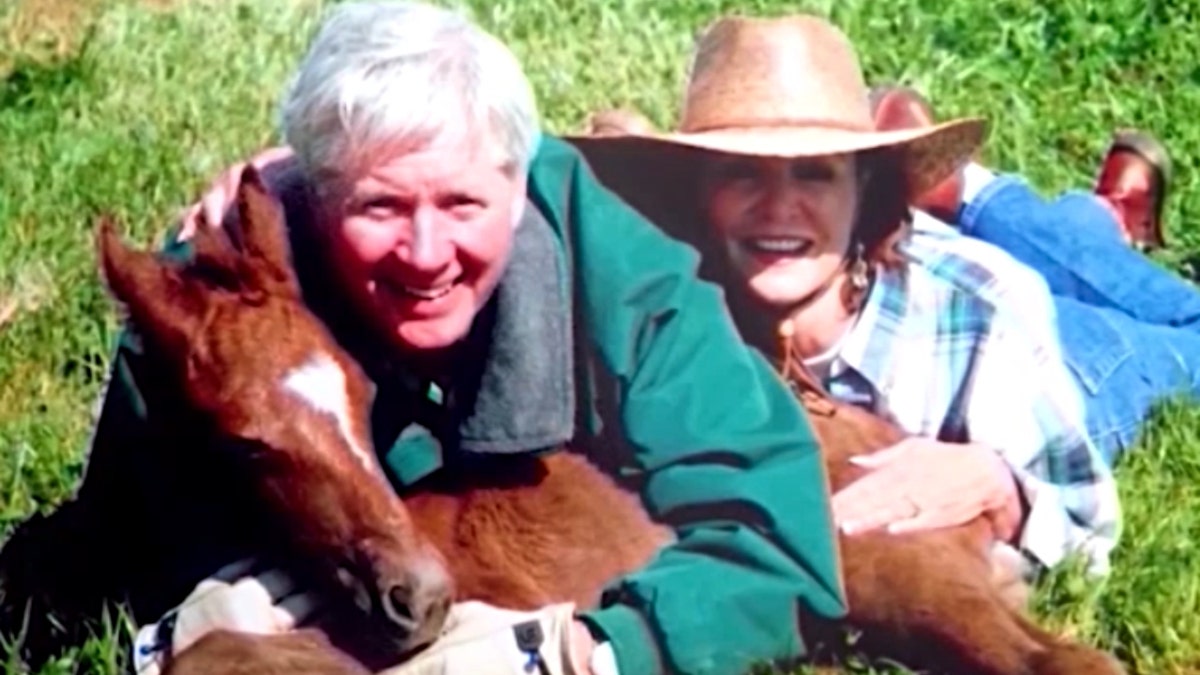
[964,314,1121,574]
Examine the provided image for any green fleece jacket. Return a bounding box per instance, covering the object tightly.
[65,135,846,675]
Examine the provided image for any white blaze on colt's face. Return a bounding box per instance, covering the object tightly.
[282,351,375,473]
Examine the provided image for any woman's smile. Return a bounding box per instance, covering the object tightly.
[737,235,816,259]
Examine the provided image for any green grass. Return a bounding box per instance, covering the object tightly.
[2,0,1200,672]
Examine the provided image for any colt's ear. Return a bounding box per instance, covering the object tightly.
[235,164,302,299]
[96,216,201,356]
[189,205,242,285]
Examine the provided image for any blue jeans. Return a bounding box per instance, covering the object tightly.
[959,175,1200,466]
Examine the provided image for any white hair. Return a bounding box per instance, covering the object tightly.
[279,1,541,197]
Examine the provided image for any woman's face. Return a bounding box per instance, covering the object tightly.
[322,138,524,354]
[702,152,860,309]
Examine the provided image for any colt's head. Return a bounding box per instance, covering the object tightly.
[97,166,453,654]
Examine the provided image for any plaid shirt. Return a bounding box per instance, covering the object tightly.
[821,210,1121,575]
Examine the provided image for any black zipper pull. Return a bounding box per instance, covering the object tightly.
[513,620,552,674]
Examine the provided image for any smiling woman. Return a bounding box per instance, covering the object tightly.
[566,13,1119,580]
[697,147,912,364]
[704,153,861,307]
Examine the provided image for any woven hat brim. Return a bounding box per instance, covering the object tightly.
[566,116,987,198]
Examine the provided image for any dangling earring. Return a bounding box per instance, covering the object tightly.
[849,241,870,291]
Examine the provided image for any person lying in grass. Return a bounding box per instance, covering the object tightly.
[870,87,1171,253]
[564,13,1122,583]
[24,2,849,675]
[583,39,1181,479]
[868,86,1184,469]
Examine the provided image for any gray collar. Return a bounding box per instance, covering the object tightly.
[452,204,576,454]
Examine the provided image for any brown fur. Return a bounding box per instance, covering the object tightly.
[97,167,1122,675]
[168,629,373,675]
[162,452,671,675]
[402,453,672,611]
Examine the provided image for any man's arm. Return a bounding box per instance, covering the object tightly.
[528,135,847,675]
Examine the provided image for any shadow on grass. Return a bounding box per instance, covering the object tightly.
[0,28,95,112]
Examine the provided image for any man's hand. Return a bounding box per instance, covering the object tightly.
[177,145,297,241]
[132,558,322,674]
[379,601,612,675]
[831,437,1025,541]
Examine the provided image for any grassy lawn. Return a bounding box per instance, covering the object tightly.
[2,0,1199,672]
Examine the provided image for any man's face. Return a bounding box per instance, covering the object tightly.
[325,139,524,353]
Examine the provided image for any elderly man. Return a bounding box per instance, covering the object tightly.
[8,2,844,675]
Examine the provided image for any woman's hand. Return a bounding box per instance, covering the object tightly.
[176,145,297,242]
[831,437,1025,542]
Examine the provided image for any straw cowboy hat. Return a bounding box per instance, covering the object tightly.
[566,14,987,202]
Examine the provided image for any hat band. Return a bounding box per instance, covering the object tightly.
[678,115,876,135]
